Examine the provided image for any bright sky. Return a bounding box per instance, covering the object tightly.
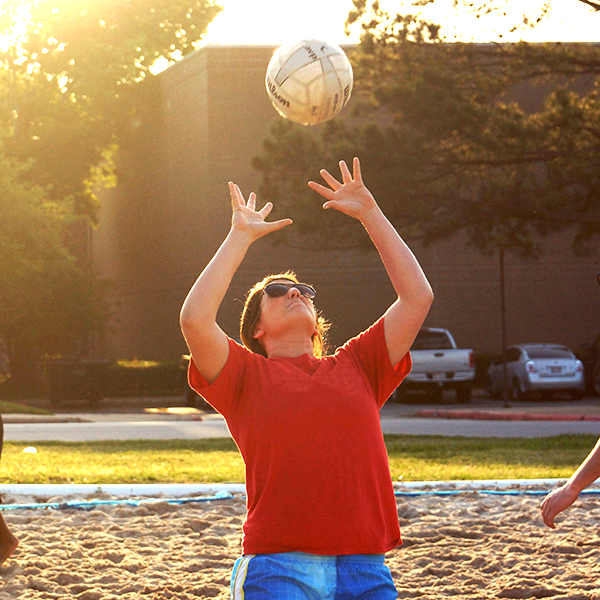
[201,0,599,46]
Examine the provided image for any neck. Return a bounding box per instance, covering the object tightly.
[263,336,315,359]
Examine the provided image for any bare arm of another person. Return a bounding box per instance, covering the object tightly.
[309,157,434,366]
[180,184,292,383]
[540,438,600,529]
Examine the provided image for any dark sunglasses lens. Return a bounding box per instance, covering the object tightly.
[264,284,289,298]
[296,285,316,299]
[264,283,316,299]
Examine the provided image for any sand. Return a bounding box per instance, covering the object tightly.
[1,487,599,600]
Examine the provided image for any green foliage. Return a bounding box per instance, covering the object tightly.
[1,0,222,219]
[0,400,52,415]
[0,0,221,386]
[109,359,185,396]
[254,6,600,256]
[0,143,105,376]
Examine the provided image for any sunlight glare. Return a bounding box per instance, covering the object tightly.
[201,0,355,46]
[201,0,599,47]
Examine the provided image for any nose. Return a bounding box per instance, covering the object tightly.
[288,286,301,298]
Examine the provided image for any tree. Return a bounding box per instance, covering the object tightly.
[354,0,599,40]
[0,0,222,388]
[1,0,222,219]
[254,6,600,257]
[0,141,105,389]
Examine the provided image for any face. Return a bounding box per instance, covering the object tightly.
[252,278,318,342]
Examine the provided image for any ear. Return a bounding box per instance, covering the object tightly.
[252,326,264,340]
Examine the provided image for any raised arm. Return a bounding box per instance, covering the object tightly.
[540,438,600,529]
[309,158,433,366]
[180,183,292,383]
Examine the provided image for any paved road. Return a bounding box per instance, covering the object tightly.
[4,411,600,442]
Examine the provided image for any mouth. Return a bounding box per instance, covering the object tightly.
[288,298,309,309]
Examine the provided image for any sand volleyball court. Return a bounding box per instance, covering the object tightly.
[0,486,599,599]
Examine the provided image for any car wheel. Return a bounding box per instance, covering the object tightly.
[511,378,524,401]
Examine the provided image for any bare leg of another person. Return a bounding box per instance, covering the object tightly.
[0,415,18,563]
[0,509,18,564]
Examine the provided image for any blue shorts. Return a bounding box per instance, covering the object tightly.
[230,552,397,599]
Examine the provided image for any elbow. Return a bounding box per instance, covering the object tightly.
[425,287,435,307]
[417,287,434,317]
[180,305,197,337]
[414,285,434,309]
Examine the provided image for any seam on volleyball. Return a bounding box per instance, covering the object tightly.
[232,555,254,600]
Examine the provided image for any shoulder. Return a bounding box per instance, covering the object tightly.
[335,317,386,357]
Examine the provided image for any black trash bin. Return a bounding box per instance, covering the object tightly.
[44,359,112,407]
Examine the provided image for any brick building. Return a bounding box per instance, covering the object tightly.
[92,44,600,362]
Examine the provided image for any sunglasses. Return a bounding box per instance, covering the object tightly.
[263,282,316,300]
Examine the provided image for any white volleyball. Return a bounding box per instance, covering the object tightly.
[265,39,353,126]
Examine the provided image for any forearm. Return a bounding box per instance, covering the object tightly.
[181,228,252,329]
[565,439,600,494]
[361,206,433,304]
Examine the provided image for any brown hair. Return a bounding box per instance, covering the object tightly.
[240,271,330,358]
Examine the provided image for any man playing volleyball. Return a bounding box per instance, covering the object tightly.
[180,157,433,599]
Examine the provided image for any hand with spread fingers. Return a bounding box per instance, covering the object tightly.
[308,157,378,222]
[229,182,292,241]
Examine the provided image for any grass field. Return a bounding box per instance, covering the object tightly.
[0,434,595,485]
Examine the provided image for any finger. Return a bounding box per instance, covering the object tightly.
[268,218,293,232]
[540,503,555,528]
[319,169,342,190]
[544,512,556,528]
[229,182,243,207]
[339,160,352,184]
[248,192,257,211]
[258,201,273,219]
[322,200,341,211]
[352,157,363,182]
[308,180,335,200]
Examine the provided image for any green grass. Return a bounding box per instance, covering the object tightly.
[0,435,596,485]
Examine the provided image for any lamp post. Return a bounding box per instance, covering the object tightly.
[499,246,510,407]
[492,225,511,408]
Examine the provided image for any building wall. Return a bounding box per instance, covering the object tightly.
[92,45,600,361]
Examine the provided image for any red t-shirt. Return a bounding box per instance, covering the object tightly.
[188,317,411,555]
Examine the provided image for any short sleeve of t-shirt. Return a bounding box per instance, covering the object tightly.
[335,317,412,408]
[188,339,252,415]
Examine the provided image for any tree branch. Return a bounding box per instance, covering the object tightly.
[578,0,600,10]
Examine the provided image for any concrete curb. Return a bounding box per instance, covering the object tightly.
[416,409,600,421]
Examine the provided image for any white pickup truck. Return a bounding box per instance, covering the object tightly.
[395,327,475,403]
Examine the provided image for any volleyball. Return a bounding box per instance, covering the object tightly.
[265,40,353,126]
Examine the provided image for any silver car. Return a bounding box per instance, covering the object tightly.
[485,344,585,401]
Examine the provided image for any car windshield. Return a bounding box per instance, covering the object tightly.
[526,347,573,359]
[412,330,453,350]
